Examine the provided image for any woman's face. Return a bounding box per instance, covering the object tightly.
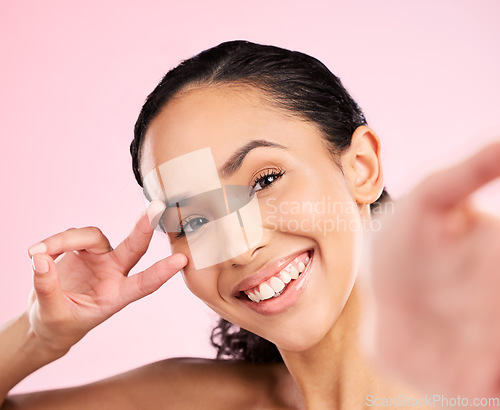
[140,85,366,351]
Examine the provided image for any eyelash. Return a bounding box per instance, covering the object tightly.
[250,168,286,194]
[173,168,286,239]
[174,215,208,239]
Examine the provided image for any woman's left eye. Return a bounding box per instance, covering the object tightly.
[251,169,285,194]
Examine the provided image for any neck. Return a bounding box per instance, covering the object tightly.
[278,284,413,409]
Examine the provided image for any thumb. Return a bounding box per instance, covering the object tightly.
[31,254,66,316]
[120,253,188,305]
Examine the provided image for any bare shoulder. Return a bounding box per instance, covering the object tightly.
[123,357,302,409]
[3,357,302,410]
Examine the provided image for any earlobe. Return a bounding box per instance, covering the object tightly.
[341,126,384,204]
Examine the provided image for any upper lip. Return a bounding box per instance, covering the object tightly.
[231,248,312,296]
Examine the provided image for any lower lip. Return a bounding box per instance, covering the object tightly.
[237,250,314,316]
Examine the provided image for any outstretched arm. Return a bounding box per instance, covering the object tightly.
[362,140,500,399]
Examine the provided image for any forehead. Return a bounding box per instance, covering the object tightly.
[139,85,321,178]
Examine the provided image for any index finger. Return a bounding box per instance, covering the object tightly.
[418,140,500,210]
[112,200,166,272]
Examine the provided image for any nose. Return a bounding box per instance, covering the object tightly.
[230,246,264,267]
[228,227,271,267]
[221,185,274,267]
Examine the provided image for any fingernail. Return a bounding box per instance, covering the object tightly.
[28,242,47,256]
[147,200,166,230]
[32,256,49,274]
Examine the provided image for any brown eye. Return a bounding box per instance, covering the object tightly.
[251,170,285,194]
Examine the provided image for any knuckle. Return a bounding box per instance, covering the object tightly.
[123,236,140,255]
[88,226,104,236]
[87,226,107,242]
[136,274,150,296]
[136,277,146,295]
[34,280,56,298]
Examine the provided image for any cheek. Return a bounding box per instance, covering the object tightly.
[169,237,212,296]
[180,263,222,304]
[169,236,197,269]
[262,171,360,240]
[170,237,227,304]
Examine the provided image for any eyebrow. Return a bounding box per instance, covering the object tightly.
[143,140,286,204]
[218,139,287,178]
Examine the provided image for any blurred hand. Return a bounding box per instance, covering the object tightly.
[26,200,187,355]
[362,141,500,399]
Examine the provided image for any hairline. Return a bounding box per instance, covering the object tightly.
[138,80,344,184]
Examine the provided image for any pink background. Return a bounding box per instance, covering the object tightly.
[1,0,499,393]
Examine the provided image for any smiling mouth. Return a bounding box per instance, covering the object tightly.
[237,250,312,303]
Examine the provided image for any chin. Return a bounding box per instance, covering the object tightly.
[256,301,349,353]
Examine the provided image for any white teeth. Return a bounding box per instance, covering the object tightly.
[244,252,313,303]
[269,276,285,293]
[259,283,275,300]
[247,292,260,303]
[289,266,299,279]
[280,269,291,284]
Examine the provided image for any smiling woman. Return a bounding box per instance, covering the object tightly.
[133,40,389,361]
[1,40,499,409]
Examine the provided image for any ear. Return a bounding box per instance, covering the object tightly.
[340,126,384,204]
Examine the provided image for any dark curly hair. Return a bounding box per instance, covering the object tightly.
[130,40,390,364]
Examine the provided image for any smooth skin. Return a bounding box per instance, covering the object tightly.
[0,205,300,409]
[0,84,498,409]
[133,84,429,408]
